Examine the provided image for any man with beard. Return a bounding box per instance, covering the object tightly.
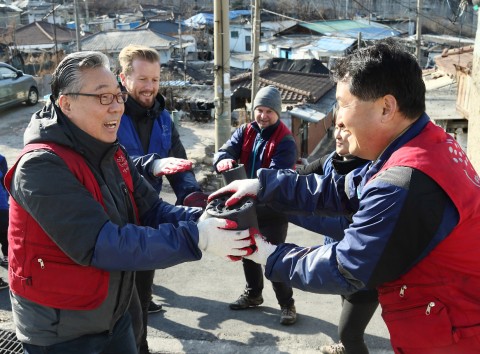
[117,45,208,354]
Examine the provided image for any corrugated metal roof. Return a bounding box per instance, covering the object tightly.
[293,19,401,40]
[80,29,175,52]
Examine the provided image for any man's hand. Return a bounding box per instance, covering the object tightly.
[197,218,255,261]
[152,157,193,176]
[244,228,278,266]
[207,179,260,208]
[216,159,236,173]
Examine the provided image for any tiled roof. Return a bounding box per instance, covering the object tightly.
[231,68,334,104]
[14,21,76,46]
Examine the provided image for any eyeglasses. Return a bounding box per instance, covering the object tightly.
[63,92,128,105]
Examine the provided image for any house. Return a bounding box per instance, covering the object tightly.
[8,20,77,74]
[0,3,21,28]
[13,0,68,26]
[135,19,197,60]
[79,29,177,70]
[265,19,401,61]
[229,20,296,53]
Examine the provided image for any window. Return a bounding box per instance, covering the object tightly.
[231,31,239,38]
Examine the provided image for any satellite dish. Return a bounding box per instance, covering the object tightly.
[80,31,85,36]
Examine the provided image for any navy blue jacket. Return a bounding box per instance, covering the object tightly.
[213,121,297,177]
[256,114,459,295]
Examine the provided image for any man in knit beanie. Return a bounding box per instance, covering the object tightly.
[213,85,298,325]
[253,85,282,119]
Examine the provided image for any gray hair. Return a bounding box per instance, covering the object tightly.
[51,51,110,100]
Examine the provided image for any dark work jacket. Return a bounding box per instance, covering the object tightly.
[7,97,203,346]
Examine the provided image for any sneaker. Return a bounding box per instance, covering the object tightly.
[229,292,263,310]
[319,342,345,354]
[147,301,163,314]
[280,304,297,325]
[0,278,8,290]
[0,256,7,266]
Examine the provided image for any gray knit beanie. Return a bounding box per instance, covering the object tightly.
[253,85,282,118]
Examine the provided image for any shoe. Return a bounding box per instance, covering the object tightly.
[0,256,7,266]
[319,342,345,354]
[229,292,263,310]
[280,304,297,325]
[0,278,8,290]
[147,301,162,314]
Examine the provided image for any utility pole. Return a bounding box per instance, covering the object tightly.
[74,0,81,51]
[415,0,422,64]
[467,6,480,170]
[214,0,231,151]
[178,17,186,82]
[250,0,261,119]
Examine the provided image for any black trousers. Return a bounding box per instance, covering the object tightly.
[131,269,155,354]
[242,206,294,307]
[0,209,8,257]
[338,290,379,354]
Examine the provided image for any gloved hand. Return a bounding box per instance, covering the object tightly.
[244,228,278,266]
[216,159,236,173]
[152,157,193,176]
[182,191,209,208]
[207,179,260,208]
[197,218,255,261]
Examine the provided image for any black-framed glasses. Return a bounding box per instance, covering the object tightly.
[64,92,128,105]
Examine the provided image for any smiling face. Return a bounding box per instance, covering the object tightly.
[59,67,124,143]
[120,58,160,108]
[254,106,279,129]
[335,81,389,160]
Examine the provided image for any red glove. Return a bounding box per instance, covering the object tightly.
[216,159,236,173]
[152,157,193,176]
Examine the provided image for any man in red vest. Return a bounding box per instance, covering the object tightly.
[5,51,252,354]
[213,85,298,325]
[209,40,480,353]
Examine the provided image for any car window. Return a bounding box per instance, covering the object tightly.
[0,66,16,79]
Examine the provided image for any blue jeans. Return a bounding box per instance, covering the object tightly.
[23,313,137,354]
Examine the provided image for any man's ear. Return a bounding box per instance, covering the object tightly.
[381,95,397,122]
[58,95,71,114]
[119,72,126,86]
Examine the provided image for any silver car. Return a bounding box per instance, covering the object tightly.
[0,62,39,109]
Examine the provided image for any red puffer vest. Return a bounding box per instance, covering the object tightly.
[239,121,293,168]
[375,122,480,353]
[5,143,138,310]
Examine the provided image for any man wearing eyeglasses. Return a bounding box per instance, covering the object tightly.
[117,44,210,354]
[4,51,251,354]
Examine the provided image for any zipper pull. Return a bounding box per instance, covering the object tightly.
[426,302,435,315]
[399,285,407,297]
[38,258,45,269]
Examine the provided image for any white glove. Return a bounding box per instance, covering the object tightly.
[152,157,193,176]
[244,228,278,266]
[216,159,236,173]
[197,217,254,261]
[207,179,260,208]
